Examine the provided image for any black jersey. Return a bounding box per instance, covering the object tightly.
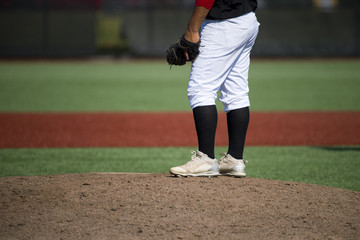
[206,0,257,20]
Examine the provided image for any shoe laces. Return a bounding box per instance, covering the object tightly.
[190,150,203,161]
[219,152,229,163]
[182,150,204,168]
[219,152,248,165]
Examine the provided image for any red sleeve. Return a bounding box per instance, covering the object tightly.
[195,0,215,10]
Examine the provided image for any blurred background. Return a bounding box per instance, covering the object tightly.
[0,0,359,58]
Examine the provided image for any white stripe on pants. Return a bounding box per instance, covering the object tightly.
[188,12,260,112]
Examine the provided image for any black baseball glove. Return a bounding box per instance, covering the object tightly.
[166,35,200,66]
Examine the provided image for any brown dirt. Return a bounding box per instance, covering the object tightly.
[1,111,359,239]
[0,173,359,240]
[1,111,359,148]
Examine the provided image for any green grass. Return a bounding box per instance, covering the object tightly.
[0,61,190,112]
[246,146,360,191]
[0,146,359,191]
[248,59,360,111]
[0,59,359,112]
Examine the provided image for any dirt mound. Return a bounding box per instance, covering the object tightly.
[1,173,359,239]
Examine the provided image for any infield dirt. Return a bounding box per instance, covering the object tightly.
[1,112,359,148]
[1,173,359,239]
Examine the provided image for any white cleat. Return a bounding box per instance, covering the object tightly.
[219,153,247,177]
[170,150,219,177]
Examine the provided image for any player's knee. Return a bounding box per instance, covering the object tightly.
[221,96,250,112]
[188,92,217,109]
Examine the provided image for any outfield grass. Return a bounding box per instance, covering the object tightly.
[0,146,359,191]
[248,60,360,111]
[0,59,359,112]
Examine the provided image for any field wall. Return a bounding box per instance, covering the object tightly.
[0,10,96,57]
[0,3,359,57]
[121,8,360,57]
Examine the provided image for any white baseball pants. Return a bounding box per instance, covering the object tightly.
[188,12,260,112]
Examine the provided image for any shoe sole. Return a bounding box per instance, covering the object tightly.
[220,172,246,178]
[170,171,219,178]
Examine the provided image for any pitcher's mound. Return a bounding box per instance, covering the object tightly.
[1,173,359,239]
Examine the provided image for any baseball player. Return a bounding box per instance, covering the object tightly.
[167,0,259,177]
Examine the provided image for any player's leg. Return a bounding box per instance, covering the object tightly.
[187,18,240,159]
[193,105,217,159]
[220,11,259,154]
[227,106,249,159]
[221,47,252,160]
[169,105,219,177]
[170,18,237,177]
[219,12,259,177]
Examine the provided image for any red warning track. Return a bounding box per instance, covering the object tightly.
[0,112,359,148]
